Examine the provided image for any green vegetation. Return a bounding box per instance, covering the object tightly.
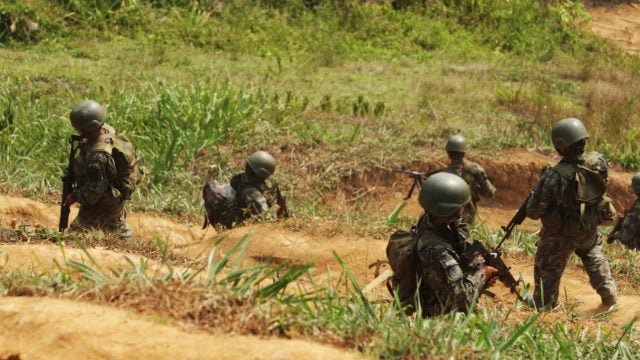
[1,237,637,358]
[2,0,640,358]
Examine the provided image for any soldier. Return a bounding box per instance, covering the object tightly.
[64,100,134,238]
[607,172,640,250]
[526,118,617,309]
[442,135,496,224]
[414,172,498,316]
[230,150,282,220]
[203,150,288,229]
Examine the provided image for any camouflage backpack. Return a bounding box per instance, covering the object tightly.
[92,134,142,200]
[202,180,242,229]
[551,151,615,230]
[386,225,423,305]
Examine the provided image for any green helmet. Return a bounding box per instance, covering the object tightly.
[247,151,276,178]
[632,172,640,196]
[70,100,106,132]
[551,118,589,150]
[445,135,466,153]
[418,172,470,217]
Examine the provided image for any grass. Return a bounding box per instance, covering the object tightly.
[2,0,640,358]
[0,236,637,358]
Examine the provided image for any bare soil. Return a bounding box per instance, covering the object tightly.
[589,2,640,54]
[0,297,364,360]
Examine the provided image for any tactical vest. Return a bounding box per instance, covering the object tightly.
[90,133,142,200]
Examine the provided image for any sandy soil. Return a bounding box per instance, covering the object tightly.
[590,2,640,54]
[0,296,364,360]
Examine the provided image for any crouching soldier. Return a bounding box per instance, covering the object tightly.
[62,100,139,238]
[387,172,498,316]
[608,172,640,250]
[203,151,288,229]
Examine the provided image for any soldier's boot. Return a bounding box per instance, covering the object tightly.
[601,295,617,307]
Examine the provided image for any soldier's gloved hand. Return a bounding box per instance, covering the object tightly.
[64,193,77,206]
[480,264,499,288]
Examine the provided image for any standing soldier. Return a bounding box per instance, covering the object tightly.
[63,100,136,238]
[442,135,496,224]
[413,172,498,316]
[526,118,617,309]
[607,172,640,250]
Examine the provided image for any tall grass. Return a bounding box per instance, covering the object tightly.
[0,238,637,358]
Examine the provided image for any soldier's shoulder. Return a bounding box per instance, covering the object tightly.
[584,151,608,169]
[462,159,485,173]
[102,123,117,135]
[419,231,453,253]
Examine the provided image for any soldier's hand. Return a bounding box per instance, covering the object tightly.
[64,193,77,206]
[480,264,499,288]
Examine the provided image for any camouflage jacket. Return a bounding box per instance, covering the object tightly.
[415,215,486,316]
[616,201,640,250]
[71,124,119,206]
[230,172,273,219]
[527,152,615,239]
[442,158,496,222]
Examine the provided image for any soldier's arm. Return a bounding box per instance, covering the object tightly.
[617,209,640,246]
[239,186,270,216]
[473,165,496,198]
[526,169,558,220]
[429,248,486,312]
[72,153,116,205]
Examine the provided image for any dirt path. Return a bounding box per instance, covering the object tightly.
[0,296,364,360]
[589,2,640,54]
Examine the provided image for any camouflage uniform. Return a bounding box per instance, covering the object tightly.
[414,214,486,316]
[526,152,617,308]
[230,172,273,221]
[443,159,496,224]
[69,124,132,238]
[613,201,640,250]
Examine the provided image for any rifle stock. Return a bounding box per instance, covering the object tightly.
[59,135,81,233]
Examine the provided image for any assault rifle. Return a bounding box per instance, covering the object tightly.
[377,166,439,200]
[59,135,82,233]
[465,192,532,301]
[607,214,625,244]
[271,183,290,218]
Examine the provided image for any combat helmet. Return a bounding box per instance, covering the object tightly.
[247,151,276,179]
[418,172,470,217]
[70,100,106,132]
[445,135,466,153]
[551,118,589,150]
[632,172,640,196]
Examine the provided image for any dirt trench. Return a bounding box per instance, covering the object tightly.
[331,148,636,227]
[1,150,640,356]
[0,296,364,360]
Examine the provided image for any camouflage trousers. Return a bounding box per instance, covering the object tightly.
[70,194,132,238]
[533,230,616,308]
